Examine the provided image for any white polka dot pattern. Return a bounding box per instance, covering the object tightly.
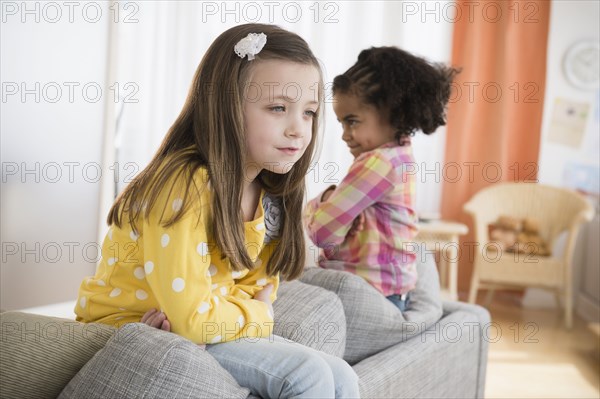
[197,302,210,314]
[172,278,185,292]
[133,267,145,280]
[172,198,183,211]
[136,289,148,300]
[208,264,217,276]
[197,242,208,256]
[144,261,154,275]
[231,270,242,279]
[161,234,170,247]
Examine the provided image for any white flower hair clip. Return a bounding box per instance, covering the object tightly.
[234,32,267,61]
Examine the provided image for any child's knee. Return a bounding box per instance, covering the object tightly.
[283,354,335,397]
[331,356,359,388]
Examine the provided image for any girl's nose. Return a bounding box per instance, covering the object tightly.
[284,116,306,138]
[341,127,352,142]
[284,126,303,138]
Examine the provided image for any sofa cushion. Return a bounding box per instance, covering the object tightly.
[58,322,250,399]
[272,280,346,358]
[300,254,443,365]
[0,311,115,399]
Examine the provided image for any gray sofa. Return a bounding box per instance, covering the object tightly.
[1,256,490,398]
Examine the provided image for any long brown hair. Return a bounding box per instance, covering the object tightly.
[107,24,323,280]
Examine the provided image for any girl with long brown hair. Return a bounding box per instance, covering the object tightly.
[74,24,359,398]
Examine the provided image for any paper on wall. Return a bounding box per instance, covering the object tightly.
[548,97,590,148]
[583,90,600,159]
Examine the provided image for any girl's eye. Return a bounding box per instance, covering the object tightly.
[347,120,358,127]
[270,106,285,113]
[304,110,317,118]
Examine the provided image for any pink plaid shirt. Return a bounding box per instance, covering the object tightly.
[304,141,418,296]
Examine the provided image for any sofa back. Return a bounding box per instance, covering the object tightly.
[300,252,444,365]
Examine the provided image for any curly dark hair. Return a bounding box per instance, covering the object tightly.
[332,46,461,142]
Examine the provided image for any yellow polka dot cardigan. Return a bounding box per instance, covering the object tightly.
[75,166,280,345]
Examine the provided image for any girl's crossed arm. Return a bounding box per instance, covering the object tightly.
[229,248,279,305]
[304,152,396,247]
[140,202,275,345]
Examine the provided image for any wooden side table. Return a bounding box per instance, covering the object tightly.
[414,220,469,301]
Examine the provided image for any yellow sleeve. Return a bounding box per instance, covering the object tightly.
[229,241,280,304]
[141,175,274,344]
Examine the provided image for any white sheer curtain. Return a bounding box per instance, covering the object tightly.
[103,0,454,239]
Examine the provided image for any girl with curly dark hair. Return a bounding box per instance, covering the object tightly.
[304,46,460,313]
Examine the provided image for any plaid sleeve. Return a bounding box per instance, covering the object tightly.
[303,184,336,232]
[304,152,395,247]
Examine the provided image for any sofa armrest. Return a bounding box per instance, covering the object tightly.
[441,300,491,399]
[58,323,250,399]
[353,301,491,398]
[442,299,491,320]
[0,311,115,399]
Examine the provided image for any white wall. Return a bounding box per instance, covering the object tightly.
[1,1,109,310]
[111,1,454,216]
[523,0,599,312]
[538,2,599,185]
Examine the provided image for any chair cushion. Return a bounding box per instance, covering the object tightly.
[273,280,346,358]
[300,255,443,365]
[0,311,115,399]
[58,322,250,399]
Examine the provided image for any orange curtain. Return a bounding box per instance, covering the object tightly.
[441,0,551,295]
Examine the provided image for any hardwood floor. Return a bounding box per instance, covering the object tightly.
[468,291,600,398]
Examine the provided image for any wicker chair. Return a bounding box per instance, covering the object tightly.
[464,182,594,329]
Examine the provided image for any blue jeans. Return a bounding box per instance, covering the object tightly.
[205,334,360,398]
[386,292,411,312]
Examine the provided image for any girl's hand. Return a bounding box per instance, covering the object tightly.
[347,212,365,237]
[140,308,206,350]
[254,284,275,319]
[141,308,171,331]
